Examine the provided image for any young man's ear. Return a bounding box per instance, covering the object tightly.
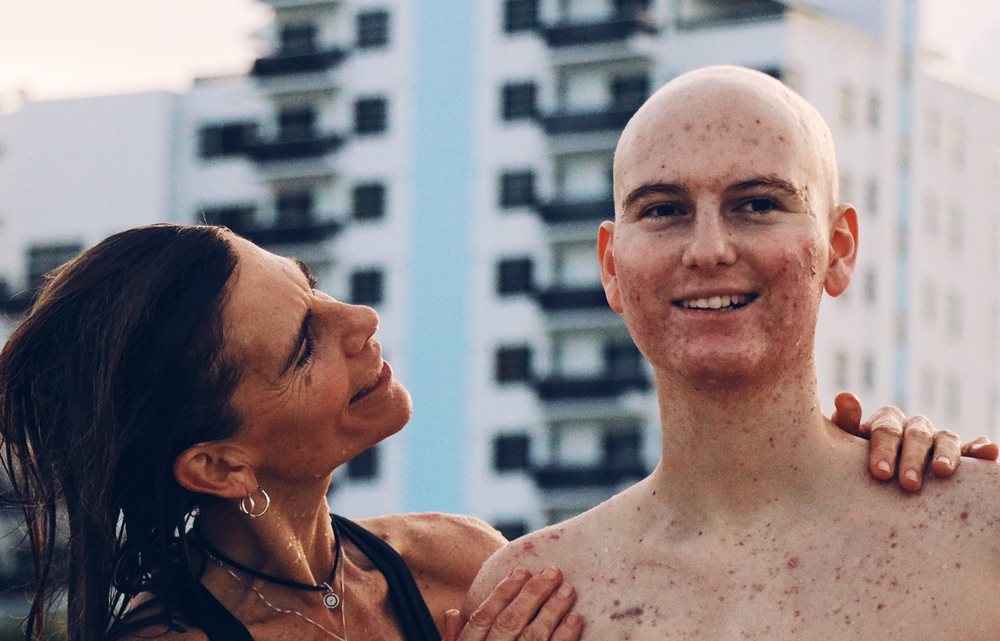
[598,221,624,314]
[173,442,257,500]
[824,204,859,297]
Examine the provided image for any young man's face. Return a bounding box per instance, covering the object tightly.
[600,75,856,387]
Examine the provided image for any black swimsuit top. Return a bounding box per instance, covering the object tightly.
[115,515,440,641]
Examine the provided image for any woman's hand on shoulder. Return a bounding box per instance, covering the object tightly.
[831,392,999,491]
[444,566,582,641]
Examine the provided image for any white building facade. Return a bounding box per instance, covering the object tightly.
[1,0,999,543]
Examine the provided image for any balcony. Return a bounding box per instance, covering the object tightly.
[534,372,650,400]
[232,218,343,246]
[538,197,614,223]
[540,104,640,135]
[536,285,608,311]
[246,133,344,163]
[543,14,656,47]
[251,47,348,78]
[676,0,785,29]
[532,462,648,489]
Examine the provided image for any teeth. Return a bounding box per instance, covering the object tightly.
[680,294,750,310]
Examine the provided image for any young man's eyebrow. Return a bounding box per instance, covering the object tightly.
[725,177,802,197]
[622,183,690,210]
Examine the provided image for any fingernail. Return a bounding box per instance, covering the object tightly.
[876,460,891,474]
[557,584,574,598]
[936,456,951,466]
[904,469,918,483]
[541,566,558,579]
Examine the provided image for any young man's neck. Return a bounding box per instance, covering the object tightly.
[647,360,856,526]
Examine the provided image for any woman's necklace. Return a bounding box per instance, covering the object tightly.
[195,520,343,609]
[212,548,348,641]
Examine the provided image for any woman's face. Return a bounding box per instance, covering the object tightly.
[220,235,412,481]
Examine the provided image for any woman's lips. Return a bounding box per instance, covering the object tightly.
[350,361,391,404]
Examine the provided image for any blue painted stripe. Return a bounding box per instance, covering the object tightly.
[404,0,475,513]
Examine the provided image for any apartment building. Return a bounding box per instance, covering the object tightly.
[1,0,999,546]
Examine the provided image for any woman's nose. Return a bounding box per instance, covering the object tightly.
[338,303,380,356]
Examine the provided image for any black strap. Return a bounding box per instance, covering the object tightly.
[176,582,255,641]
[335,515,441,641]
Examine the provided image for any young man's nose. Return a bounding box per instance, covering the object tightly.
[681,214,737,269]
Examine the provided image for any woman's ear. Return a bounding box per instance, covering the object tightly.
[598,221,624,314]
[824,204,859,297]
[173,442,256,500]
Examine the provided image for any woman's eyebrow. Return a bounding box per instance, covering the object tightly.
[279,310,311,377]
[293,258,318,289]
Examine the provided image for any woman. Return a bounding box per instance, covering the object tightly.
[0,224,989,641]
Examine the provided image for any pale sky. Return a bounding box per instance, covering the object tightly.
[0,0,998,105]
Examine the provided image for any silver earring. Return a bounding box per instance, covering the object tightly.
[239,486,270,518]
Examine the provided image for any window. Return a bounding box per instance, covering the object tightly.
[493,433,531,471]
[347,446,379,480]
[276,190,314,226]
[833,350,848,389]
[944,377,961,419]
[355,97,388,135]
[280,23,318,54]
[610,74,649,109]
[946,291,961,340]
[495,346,532,383]
[866,90,880,128]
[499,170,536,208]
[864,178,878,217]
[198,122,256,159]
[357,10,390,49]
[921,280,937,322]
[279,107,316,140]
[921,369,936,406]
[948,120,966,168]
[838,173,852,203]
[863,269,876,304]
[839,83,855,128]
[200,205,256,233]
[501,81,537,121]
[26,243,83,289]
[497,257,534,295]
[861,354,875,391]
[603,428,642,468]
[604,342,643,378]
[947,204,963,252]
[352,182,386,221]
[350,269,384,305]
[503,0,538,33]
[493,521,529,541]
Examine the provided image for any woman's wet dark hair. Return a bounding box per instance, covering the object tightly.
[0,224,243,641]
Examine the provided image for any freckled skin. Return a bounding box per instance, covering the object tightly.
[467,67,1000,640]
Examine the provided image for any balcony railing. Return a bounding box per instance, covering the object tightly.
[536,285,608,311]
[676,0,784,29]
[534,372,650,400]
[538,197,614,223]
[246,133,344,162]
[251,48,348,77]
[233,218,343,246]
[539,104,640,135]
[532,462,648,489]
[542,14,656,47]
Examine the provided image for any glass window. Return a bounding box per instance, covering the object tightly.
[199,205,256,234]
[502,81,537,121]
[495,345,532,383]
[497,257,534,295]
[355,97,388,135]
[279,108,316,140]
[346,446,379,480]
[276,190,314,226]
[198,122,257,159]
[610,74,649,109]
[357,10,390,49]
[493,433,531,471]
[352,182,387,221]
[499,170,536,208]
[503,0,538,33]
[350,269,384,305]
[26,243,83,289]
[279,23,318,55]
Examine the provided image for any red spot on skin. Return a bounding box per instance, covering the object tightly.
[752,583,765,592]
[960,511,969,520]
[521,540,535,552]
[787,557,799,569]
[547,532,561,540]
[877,603,885,610]
[610,607,644,621]
[614,599,621,607]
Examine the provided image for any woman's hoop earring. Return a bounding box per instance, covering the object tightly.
[239,486,270,518]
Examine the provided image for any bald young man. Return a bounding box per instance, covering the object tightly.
[466,66,1000,639]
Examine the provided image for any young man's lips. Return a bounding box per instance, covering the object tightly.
[350,361,391,404]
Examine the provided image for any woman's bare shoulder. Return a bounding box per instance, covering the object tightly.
[111,626,208,641]
[354,512,506,557]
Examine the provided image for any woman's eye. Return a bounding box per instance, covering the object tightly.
[642,203,684,218]
[297,326,316,367]
[738,198,778,214]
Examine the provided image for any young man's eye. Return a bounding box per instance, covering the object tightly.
[642,203,684,218]
[737,198,778,214]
